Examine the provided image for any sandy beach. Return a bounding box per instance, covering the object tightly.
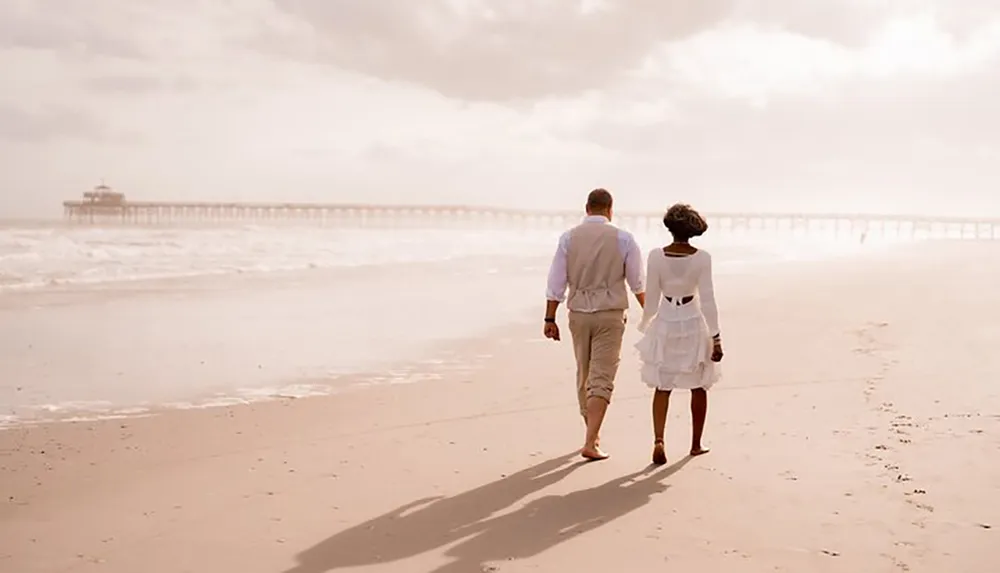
[1,239,998,572]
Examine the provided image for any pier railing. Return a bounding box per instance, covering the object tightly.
[61,200,1000,240]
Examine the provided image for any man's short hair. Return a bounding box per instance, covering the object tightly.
[586,188,613,212]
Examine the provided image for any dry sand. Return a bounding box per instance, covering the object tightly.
[1,240,998,572]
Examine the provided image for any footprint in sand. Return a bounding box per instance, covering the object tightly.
[906,499,934,513]
[891,557,912,571]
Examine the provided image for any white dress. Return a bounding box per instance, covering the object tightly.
[635,248,721,391]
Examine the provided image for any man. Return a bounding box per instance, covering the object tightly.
[544,188,645,460]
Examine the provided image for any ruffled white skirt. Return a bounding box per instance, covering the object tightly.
[635,298,720,391]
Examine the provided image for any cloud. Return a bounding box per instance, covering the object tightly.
[265,0,735,101]
[261,0,945,102]
[575,68,1000,216]
[0,0,147,58]
[730,0,899,46]
[642,13,1000,106]
[81,74,199,94]
[1,1,1000,218]
[0,105,110,143]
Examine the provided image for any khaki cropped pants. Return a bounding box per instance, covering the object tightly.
[567,309,627,418]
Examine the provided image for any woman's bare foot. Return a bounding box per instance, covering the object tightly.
[652,440,667,465]
[581,446,610,461]
[690,446,710,456]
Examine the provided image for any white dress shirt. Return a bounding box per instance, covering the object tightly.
[545,215,645,308]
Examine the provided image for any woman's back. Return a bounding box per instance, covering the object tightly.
[655,248,709,298]
[639,247,720,337]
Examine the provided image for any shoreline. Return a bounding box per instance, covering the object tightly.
[0,254,550,426]
[0,238,895,430]
[1,240,998,571]
[0,315,516,430]
[0,239,958,430]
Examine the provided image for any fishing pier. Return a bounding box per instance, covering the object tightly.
[63,184,1000,240]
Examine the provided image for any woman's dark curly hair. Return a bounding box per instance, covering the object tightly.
[662,203,708,240]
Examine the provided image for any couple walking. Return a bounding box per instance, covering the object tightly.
[543,189,723,464]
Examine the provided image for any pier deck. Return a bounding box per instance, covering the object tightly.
[61,199,1000,240]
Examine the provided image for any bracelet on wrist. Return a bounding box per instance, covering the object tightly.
[544,317,556,323]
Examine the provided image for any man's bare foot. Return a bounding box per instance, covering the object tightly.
[581,446,610,461]
[652,440,667,465]
[690,446,710,456]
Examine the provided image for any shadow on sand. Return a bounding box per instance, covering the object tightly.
[284,452,693,573]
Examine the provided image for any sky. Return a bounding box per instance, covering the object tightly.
[2,0,1000,218]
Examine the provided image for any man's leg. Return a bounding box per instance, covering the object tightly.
[567,312,591,423]
[581,310,626,460]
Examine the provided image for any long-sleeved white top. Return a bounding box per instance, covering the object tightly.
[545,215,645,306]
[637,248,720,336]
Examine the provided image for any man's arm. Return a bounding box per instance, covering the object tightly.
[545,299,561,321]
[623,231,646,307]
[544,232,570,319]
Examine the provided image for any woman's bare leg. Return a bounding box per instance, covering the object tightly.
[652,390,670,464]
[690,388,710,456]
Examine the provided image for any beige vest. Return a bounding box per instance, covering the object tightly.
[565,220,629,313]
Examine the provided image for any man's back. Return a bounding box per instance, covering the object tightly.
[545,214,644,314]
[566,219,629,312]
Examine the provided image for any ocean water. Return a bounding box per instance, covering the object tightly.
[0,221,890,292]
[0,221,895,428]
[0,224,571,291]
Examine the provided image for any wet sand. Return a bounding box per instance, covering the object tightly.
[1,240,998,572]
[0,255,547,419]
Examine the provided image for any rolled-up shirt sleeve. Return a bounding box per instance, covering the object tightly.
[622,231,645,294]
[545,231,570,302]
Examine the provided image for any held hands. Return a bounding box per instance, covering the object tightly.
[543,321,561,341]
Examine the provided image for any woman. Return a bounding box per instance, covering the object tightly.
[635,203,723,465]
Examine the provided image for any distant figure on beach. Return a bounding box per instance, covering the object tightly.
[635,203,723,465]
[544,188,646,461]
